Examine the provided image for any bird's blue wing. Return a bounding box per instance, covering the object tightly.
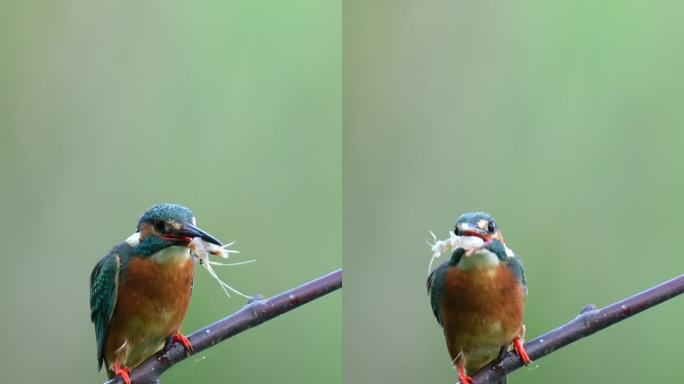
[89,250,122,370]
[427,263,448,326]
[506,255,528,296]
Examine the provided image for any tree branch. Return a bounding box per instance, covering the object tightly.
[103,269,342,384]
[471,274,684,384]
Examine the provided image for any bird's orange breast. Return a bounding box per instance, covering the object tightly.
[439,264,526,371]
[103,255,194,373]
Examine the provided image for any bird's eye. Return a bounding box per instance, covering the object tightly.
[154,220,166,233]
[487,222,496,233]
[453,226,460,235]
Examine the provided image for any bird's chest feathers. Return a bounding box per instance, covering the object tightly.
[442,262,524,317]
[117,250,195,322]
[439,260,526,354]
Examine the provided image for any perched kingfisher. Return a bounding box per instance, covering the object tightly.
[90,204,224,384]
[427,212,530,384]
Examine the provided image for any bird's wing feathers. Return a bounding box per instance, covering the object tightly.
[505,255,527,296]
[427,263,448,326]
[89,250,122,370]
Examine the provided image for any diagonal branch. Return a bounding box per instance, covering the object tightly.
[103,269,342,384]
[471,274,684,384]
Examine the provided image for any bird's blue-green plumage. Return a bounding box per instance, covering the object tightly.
[454,212,494,229]
[137,203,193,231]
[428,264,446,325]
[90,243,131,369]
[134,235,171,257]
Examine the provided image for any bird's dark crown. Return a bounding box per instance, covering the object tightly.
[137,203,194,232]
[454,212,496,232]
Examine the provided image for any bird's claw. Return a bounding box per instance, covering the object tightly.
[457,364,473,384]
[172,333,193,354]
[112,363,131,384]
[458,372,473,384]
[513,337,532,365]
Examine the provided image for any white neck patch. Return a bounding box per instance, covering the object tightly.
[456,249,501,271]
[152,246,191,265]
[505,245,515,258]
[125,232,141,247]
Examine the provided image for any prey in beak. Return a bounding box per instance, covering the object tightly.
[454,212,505,256]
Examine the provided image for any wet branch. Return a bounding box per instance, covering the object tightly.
[471,274,684,384]
[103,269,342,384]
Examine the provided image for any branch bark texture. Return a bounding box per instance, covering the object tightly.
[471,274,684,384]
[103,269,342,384]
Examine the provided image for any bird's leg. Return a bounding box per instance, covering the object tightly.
[111,362,131,384]
[456,361,473,384]
[172,331,193,354]
[513,337,531,365]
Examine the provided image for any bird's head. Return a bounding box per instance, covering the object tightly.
[449,212,512,270]
[454,212,504,244]
[130,203,223,256]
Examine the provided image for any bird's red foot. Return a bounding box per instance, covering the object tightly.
[112,363,131,384]
[172,332,193,353]
[513,337,532,365]
[457,364,473,384]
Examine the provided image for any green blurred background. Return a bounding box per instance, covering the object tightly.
[3,1,684,383]
[0,1,340,384]
[344,1,683,384]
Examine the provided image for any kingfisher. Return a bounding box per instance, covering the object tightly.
[427,212,530,384]
[90,203,224,384]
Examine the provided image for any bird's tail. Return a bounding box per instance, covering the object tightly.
[495,377,507,384]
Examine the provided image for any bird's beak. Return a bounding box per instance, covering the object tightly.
[176,223,224,246]
[456,223,491,242]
